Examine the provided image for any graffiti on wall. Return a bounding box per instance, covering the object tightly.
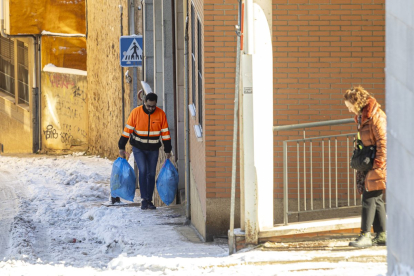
[72,86,86,103]
[43,125,59,140]
[41,72,88,151]
[50,74,75,89]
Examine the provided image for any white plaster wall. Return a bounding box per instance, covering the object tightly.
[386,1,414,275]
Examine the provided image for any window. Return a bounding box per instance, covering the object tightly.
[197,19,203,128]
[191,4,196,108]
[0,37,15,100]
[0,38,29,107]
[17,41,29,105]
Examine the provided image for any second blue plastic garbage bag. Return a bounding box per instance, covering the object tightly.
[110,157,136,202]
[156,159,179,206]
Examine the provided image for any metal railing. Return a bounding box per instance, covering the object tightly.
[274,118,360,225]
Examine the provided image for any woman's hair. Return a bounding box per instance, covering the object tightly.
[343,86,373,113]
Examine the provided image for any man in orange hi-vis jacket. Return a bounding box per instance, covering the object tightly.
[117,93,172,209]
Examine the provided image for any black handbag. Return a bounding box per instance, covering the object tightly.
[350,135,376,172]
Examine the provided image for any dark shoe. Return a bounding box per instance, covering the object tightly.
[372,232,386,246]
[111,197,121,204]
[349,232,372,248]
[147,201,156,210]
[141,199,148,210]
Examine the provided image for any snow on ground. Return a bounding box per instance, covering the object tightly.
[0,154,387,276]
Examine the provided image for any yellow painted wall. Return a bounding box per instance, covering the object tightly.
[0,98,32,153]
[41,72,88,152]
[41,36,87,71]
[8,0,86,35]
[86,0,132,159]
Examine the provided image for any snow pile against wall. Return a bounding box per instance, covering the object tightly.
[386,0,414,274]
[43,64,87,76]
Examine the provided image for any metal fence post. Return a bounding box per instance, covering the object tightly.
[283,141,288,225]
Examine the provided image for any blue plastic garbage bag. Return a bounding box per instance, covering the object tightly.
[156,159,179,206]
[110,157,136,202]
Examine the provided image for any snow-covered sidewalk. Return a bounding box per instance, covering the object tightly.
[0,154,387,276]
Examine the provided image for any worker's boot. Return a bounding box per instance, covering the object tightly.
[349,232,372,248]
[111,197,121,204]
[141,199,148,210]
[372,232,386,246]
[147,201,156,210]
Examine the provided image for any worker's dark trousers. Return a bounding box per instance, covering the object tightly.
[132,147,159,202]
[361,189,386,233]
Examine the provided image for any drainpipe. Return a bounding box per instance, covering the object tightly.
[184,13,191,223]
[171,0,178,165]
[1,0,41,153]
[120,5,125,127]
[141,0,146,86]
[229,1,242,255]
[129,0,138,109]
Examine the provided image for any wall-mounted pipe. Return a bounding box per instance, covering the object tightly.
[120,5,125,127]
[228,23,241,255]
[184,13,191,223]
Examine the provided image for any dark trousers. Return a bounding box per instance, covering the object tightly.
[132,147,159,202]
[361,189,386,233]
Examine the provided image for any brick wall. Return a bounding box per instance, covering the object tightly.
[204,0,240,200]
[272,0,385,205]
[201,1,385,210]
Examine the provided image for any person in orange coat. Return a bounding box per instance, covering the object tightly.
[344,86,387,247]
[117,93,172,209]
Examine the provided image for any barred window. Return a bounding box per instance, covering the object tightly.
[0,38,29,107]
[191,4,196,108]
[17,41,29,105]
[197,19,203,128]
[0,37,15,99]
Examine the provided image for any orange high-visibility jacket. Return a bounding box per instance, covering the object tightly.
[118,105,172,153]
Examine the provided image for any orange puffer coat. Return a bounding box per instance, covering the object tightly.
[355,98,387,192]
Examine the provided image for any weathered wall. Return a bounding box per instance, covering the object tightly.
[41,37,87,71]
[187,0,207,238]
[0,36,35,154]
[87,0,132,159]
[0,99,32,153]
[41,72,88,152]
[386,1,414,275]
[175,0,186,191]
[7,0,85,35]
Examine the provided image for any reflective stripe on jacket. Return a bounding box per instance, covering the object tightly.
[119,105,172,152]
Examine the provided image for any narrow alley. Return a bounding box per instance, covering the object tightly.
[0,154,386,275]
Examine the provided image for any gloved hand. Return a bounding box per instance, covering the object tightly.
[119,149,126,159]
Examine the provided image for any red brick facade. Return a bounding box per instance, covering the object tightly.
[204,0,240,199]
[188,1,385,235]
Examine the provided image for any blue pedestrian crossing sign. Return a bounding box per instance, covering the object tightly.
[120,35,143,67]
